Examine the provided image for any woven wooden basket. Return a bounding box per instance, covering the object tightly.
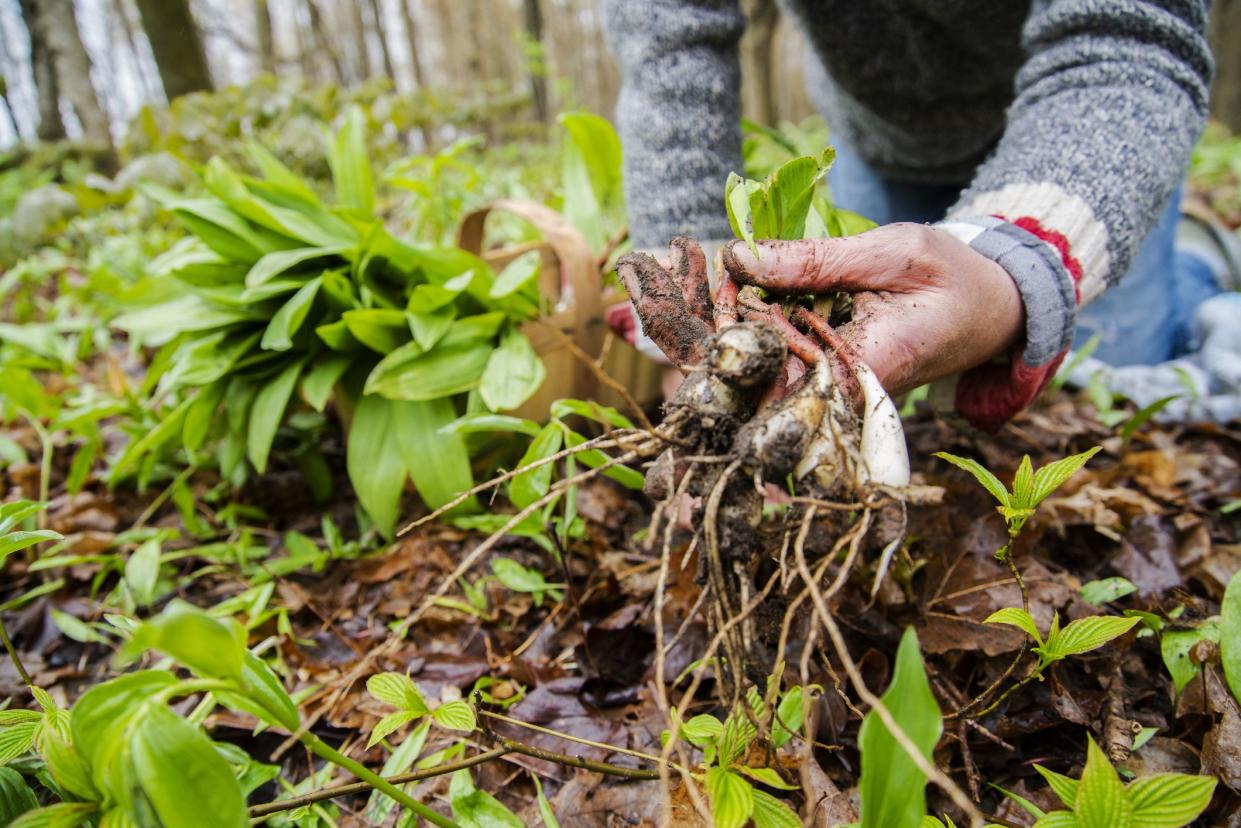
[456,199,664,420]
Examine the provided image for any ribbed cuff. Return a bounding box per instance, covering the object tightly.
[934,216,1079,431]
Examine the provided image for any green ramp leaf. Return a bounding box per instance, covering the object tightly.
[858,627,942,828]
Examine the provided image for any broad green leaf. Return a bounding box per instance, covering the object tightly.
[558,111,623,252]
[985,607,1043,647]
[71,671,179,795]
[124,601,246,682]
[1160,621,1220,695]
[1080,577,1138,607]
[1029,447,1101,507]
[328,107,374,215]
[408,307,456,351]
[738,766,798,790]
[762,154,828,240]
[724,173,762,251]
[246,247,346,290]
[563,429,645,490]
[124,539,161,607]
[0,766,38,823]
[771,686,808,749]
[750,789,801,828]
[432,700,476,732]
[1033,814,1079,828]
[129,704,248,828]
[392,397,477,512]
[449,769,525,828]
[367,672,430,715]
[367,709,422,748]
[301,356,351,412]
[510,423,563,509]
[479,328,546,412]
[346,394,409,538]
[38,727,97,800]
[50,610,105,644]
[490,251,540,299]
[1127,773,1216,828]
[442,413,542,437]
[681,714,724,747]
[8,802,98,828]
[1221,570,1241,703]
[490,558,560,605]
[183,380,228,452]
[365,342,491,401]
[0,530,62,562]
[533,773,561,828]
[706,767,753,828]
[1048,615,1139,660]
[0,501,45,535]
[261,277,322,351]
[858,627,942,828]
[1012,455,1035,507]
[204,159,353,246]
[933,452,1011,507]
[364,719,431,824]
[0,720,37,764]
[217,650,300,732]
[246,358,305,473]
[549,398,635,429]
[342,308,411,354]
[108,397,193,483]
[1075,737,1131,828]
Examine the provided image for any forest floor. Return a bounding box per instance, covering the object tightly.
[2,381,1239,826]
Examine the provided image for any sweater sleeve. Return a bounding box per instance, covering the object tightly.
[942,0,1212,430]
[602,0,746,250]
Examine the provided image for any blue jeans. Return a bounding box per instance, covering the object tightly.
[827,144,1222,365]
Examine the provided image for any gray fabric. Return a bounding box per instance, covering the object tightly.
[951,216,1078,365]
[603,0,1213,291]
[1062,294,1241,423]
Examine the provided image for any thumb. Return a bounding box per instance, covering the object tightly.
[722,225,927,295]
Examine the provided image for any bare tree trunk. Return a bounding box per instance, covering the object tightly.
[133,0,212,99]
[307,0,346,83]
[366,0,395,80]
[398,0,425,89]
[344,0,370,81]
[33,0,111,146]
[256,0,276,74]
[1209,0,1241,131]
[17,0,64,140]
[741,0,778,125]
[521,0,549,124]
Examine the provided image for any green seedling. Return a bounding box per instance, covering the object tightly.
[365,672,476,748]
[1000,736,1216,828]
[935,446,1100,561]
[986,608,1139,676]
[662,681,814,828]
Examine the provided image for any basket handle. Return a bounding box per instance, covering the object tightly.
[456,199,604,360]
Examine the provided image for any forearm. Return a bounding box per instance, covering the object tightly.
[603,0,746,249]
[937,0,1211,429]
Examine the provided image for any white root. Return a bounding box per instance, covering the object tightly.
[852,359,911,488]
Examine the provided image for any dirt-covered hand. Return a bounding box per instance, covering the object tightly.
[722,223,1026,396]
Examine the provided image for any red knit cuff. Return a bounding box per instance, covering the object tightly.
[954,346,1068,433]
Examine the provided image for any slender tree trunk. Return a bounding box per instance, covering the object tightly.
[306,0,345,83]
[256,0,276,74]
[521,0,548,124]
[133,0,212,99]
[292,0,318,81]
[1209,0,1241,131]
[398,0,425,89]
[366,0,395,81]
[344,0,369,82]
[17,0,64,140]
[35,0,111,146]
[0,77,21,140]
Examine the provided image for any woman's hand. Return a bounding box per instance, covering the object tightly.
[722,223,1026,395]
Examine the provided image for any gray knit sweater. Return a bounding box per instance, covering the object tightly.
[603,0,1213,404]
